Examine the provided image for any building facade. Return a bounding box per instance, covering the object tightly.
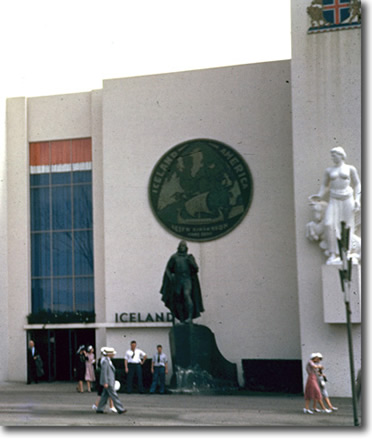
[0,1,361,396]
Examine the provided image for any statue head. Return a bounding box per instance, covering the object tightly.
[330,146,347,159]
[178,240,188,253]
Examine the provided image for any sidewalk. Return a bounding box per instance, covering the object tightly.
[0,381,362,428]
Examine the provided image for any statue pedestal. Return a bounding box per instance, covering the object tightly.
[169,323,239,393]
[322,264,361,323]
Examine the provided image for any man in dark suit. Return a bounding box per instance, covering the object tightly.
[27,340,39,384]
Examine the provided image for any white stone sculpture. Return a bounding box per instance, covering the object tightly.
[307,146,361,265]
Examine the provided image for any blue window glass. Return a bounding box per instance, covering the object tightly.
[52,186,72,230]
[52,232,73,276]
[53,278,73,312]
[75,277,94,312]
[73,184,92,229]
[31,279,51,313]
[30,173,50,187]
[52,172,71,185]
[30,141,94,319]
[31,187,50,231]
[73,171,92,183]
[31,233,51,277]
[74,231,94,275]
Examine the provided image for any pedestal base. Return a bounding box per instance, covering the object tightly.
[169,323,239,393]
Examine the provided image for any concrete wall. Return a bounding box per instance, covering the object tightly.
[102,61,301,384]
[6,98,29,381]
[27,92,92,142]
[0,98,9,381]
[91,90,107,356]
[291,1,361,396]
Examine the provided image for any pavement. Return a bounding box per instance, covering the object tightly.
[0,381,362,428]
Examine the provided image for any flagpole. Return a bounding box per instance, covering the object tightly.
[338,221,359,427]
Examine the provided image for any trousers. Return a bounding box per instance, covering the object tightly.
[97,385,124,412]
[150,366,166,393]
[127,363,144,393]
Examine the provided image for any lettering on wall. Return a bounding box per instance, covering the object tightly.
[115,312,174,323]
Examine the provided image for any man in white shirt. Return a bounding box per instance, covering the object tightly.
[149,345,168,394]
[124,340,147,394]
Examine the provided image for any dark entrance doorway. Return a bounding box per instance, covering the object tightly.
[27,329,95,381]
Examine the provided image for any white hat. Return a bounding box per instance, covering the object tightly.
[310,353,319,359]
[317,352,323,359]
[101,347,117,355]
[77,345,86,354]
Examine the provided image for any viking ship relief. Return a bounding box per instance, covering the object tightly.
[149,139,253,241]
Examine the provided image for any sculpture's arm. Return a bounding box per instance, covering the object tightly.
[350,166,361,210]
[166,256,175,274]
[188,254,199,272]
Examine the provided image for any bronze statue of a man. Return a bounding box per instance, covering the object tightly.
[160,241,204,324]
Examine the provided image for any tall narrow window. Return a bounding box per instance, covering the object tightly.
[30,139,94,320]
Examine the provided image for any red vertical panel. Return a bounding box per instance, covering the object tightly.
[30,142,50,166]
[72,138,92,163]
[51,140,71,164]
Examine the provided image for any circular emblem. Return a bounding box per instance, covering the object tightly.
[149,139,253,242]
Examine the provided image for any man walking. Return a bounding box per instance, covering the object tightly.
[96,347,127,414]
[150,345,168,394]
[124,341,147,394]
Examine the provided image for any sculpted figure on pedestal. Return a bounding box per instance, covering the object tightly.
[160,241,204,324]
[307,147,361,265]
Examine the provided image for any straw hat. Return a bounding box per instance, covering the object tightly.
[101,347,117,355]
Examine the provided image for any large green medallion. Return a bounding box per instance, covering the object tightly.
[149,139,253,241]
